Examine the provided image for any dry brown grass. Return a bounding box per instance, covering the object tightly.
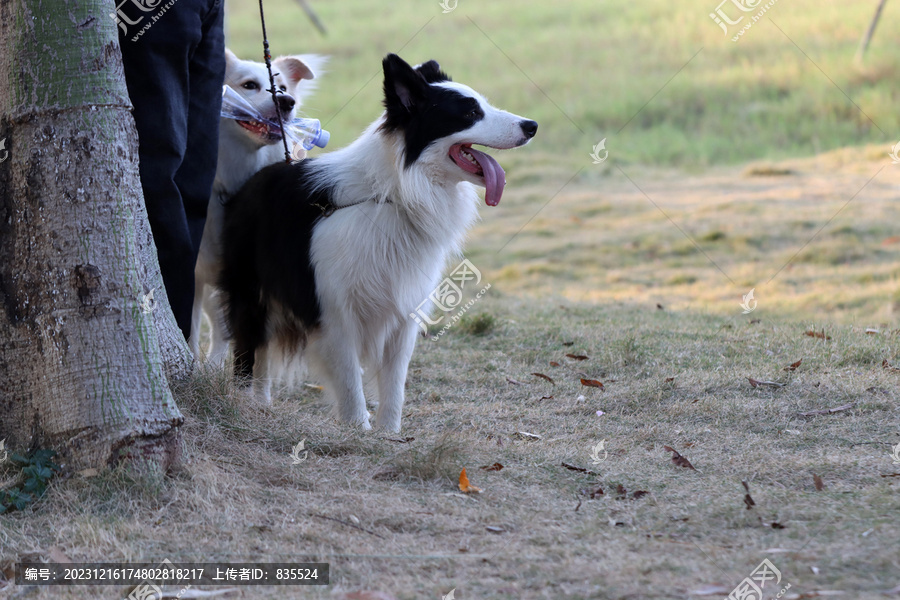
[2,150,900,599]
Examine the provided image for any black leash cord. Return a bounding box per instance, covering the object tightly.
[257,0,292,164]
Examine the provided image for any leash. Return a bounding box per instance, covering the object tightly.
[257,0,292,164]
[312,197,392,218]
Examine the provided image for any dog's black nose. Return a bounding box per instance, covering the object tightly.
[277,94,296,114]
[520,120,538,139]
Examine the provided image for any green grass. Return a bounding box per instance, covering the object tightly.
[226,0,900,169]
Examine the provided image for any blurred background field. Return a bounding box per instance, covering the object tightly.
[226,0,900,324]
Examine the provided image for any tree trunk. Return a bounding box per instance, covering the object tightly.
[0,0,190,470]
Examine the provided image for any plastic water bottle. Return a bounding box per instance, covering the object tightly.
[285,118,330,151]
[220,85,330,152]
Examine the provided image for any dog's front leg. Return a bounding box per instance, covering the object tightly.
[374,322,418,433]
[312,328,371,429]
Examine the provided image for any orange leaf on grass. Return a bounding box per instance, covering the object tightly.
[549,361,560,367]
[479,463,503,471]
[580,378,604,389]
[458,468,482,494]
[813,474,825,491]
[804,330,831,340]
[532,372,555,384]
[783,359,802,372]
[566,353,589,361]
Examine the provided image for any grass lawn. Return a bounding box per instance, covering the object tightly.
[2,1,900,599]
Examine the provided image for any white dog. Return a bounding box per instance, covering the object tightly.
[219,54,537,432]
[191,49,325,366]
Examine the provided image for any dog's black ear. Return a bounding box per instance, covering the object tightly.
[382,54,429,129]
[416,60,450,83]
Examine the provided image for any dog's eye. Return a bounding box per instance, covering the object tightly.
[466,109,482,120]
[242,81,260,91]
[279,85,287,91]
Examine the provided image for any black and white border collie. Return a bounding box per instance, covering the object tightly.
[220,53,537,432]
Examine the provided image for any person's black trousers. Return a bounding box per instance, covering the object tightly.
[116,0,225,340]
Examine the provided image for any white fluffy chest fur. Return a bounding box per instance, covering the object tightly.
[309,122,480,357]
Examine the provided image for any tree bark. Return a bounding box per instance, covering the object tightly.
[0,0,190,470]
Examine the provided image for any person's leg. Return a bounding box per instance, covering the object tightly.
[118,0,224,340]
[177,0,225,255]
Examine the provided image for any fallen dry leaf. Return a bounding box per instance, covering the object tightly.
[532,372,555,384]
[813,474,825,491]
[562,341,574,346]
[513,431,542,441]
[383,436,414,443]
[632,490,649,499]
[656,303,664,310]
[549,361,560,367]
[485,525,505,534]
[479,463,503,471]
[783,359,802,372]
[566,353,589,361]
[797,403,854,417]
[561,462,597,475]
[539,395,554,400]
[580,378,604,389]
[866,328,879,335]
[748,377,785,388]
[664,445,696,470]
[742,480,755,510]
[458,468,482,494]
[582,486,604,498]
[883,359,900,373]
[616,484,628,499]
[664,376,676,383]
[804,330,831,340]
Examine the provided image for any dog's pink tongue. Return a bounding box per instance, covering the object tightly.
[466,146,506,206]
